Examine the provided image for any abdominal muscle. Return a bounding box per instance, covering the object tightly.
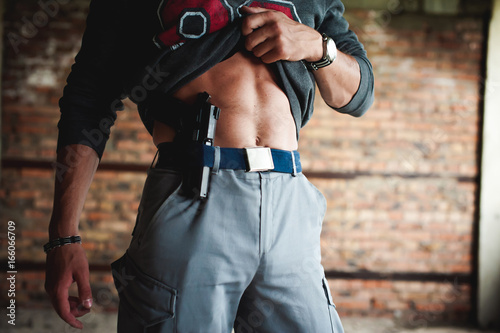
[152,51,298,151]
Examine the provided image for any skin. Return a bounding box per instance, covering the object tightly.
[45,6,361,329]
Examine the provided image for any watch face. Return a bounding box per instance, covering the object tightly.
[326,37,337,62]
[304,34,336,70]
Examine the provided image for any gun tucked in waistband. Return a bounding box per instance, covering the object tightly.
[181,92,220,199]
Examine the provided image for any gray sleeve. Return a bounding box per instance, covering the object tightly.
[317,0,374,117]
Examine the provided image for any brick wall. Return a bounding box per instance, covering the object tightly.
[0,0,488,328]
[303,8,485,323]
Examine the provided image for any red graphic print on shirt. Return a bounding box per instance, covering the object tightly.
[155,0,301,48]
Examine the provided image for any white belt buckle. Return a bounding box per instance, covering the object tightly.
[244,147,274,172]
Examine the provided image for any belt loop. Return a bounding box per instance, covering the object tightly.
[212,146,221,174]
[291,151,297,177]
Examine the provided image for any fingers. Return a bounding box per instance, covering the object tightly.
[240,5,270,15]
[256,43,286,64]
[45,245,92,329]
[50,278,91,328]
[75,267,93,311]
[242,10,286,59]
[242,8,323,63]
[244,22,278,51]
[69,296,91,317]
[50,280,91,329]
[53,285,84,329]
[241,6,279,36]
[243,21,291,63]
[241,5,308,63]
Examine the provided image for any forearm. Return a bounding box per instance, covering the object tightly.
[289,25,361,110]
[313,50,361,109]
[49,144,99,239]
[240,6,372,115]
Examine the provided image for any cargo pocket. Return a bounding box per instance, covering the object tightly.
[322,276,344,333]
[111,252,177,329]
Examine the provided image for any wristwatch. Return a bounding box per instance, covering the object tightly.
[304,33,337,71]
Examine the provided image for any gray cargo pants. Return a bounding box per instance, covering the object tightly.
[111,165,344,332]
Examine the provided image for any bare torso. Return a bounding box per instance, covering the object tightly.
[152,51,298,150]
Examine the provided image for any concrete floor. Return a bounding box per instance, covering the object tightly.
[342,318,500,333]
[2,310,499,332]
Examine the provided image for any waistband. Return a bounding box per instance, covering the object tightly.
[156,142,301,174]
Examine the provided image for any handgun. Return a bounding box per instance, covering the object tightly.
[183,92,220,199]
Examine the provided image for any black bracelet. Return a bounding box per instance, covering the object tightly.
[43,236,82,254]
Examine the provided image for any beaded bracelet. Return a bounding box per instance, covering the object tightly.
[43,236,82,254]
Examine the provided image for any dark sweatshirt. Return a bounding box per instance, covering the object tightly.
[57,0,374,159]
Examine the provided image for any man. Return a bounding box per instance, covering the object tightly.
[45,0,373,332]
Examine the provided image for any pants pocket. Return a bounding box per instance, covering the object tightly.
[322,276,344,333]
[111,252,177,329]
[132,167,182,237]
[301,174,328,224]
